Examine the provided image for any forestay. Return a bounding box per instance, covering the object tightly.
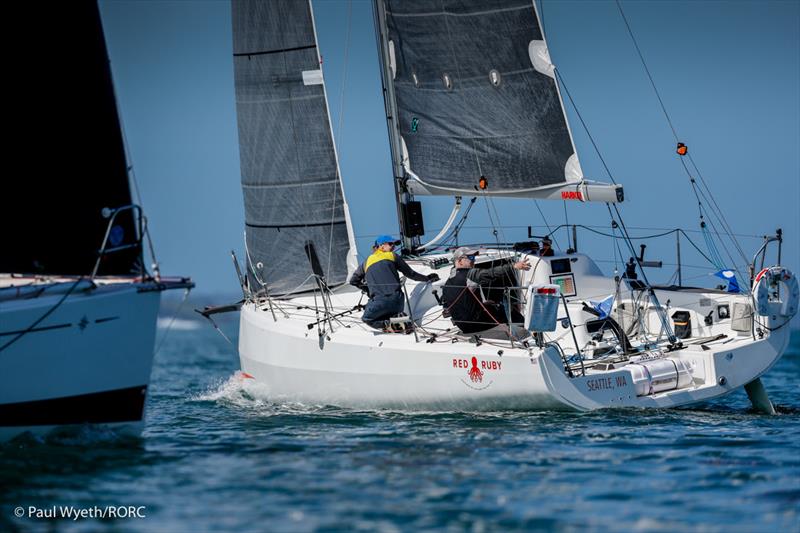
[376,0,584,197]
[231,0,357,295]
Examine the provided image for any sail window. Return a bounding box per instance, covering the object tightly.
[442,73,453,91]
[489,70,501,87]
[412,71,419,88]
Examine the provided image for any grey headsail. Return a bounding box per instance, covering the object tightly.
[232,0,357,295]
[375,0,584,196]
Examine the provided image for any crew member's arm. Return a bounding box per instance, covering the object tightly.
[349,263,367,291]
[396,257,439,283]
[468,259,530,285]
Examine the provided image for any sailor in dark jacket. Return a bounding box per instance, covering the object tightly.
[539,236,555,257]
[350,235,439,329]
[442,247,531,339]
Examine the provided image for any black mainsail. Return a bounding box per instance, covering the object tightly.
[1,2,141,276]
[232,0,357,296]
[374,0,584,197]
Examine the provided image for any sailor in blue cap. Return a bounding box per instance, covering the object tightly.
[349,235,439,330]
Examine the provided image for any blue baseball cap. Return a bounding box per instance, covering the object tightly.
[375,234,401,246]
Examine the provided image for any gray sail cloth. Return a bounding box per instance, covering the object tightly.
[379,0,577,194]
[232,0,352,295]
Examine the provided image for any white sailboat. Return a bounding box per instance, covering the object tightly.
[214,0,797,412]
[0,2,193,442]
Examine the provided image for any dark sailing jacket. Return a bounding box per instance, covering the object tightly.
[441,265,517,333]
[349,250,429,298]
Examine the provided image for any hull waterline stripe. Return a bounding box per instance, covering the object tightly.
[0,386,147,426]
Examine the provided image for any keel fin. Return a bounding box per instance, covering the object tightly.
[744,378,776,415]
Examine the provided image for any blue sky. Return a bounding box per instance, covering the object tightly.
[99,0,799,296]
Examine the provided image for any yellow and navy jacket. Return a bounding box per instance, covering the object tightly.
[349,250,429,298]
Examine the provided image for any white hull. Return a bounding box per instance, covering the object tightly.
[239,301,789,412]
[0,277,189,442]
[237,252,794,412]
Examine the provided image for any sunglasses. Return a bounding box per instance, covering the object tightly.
[465,255,476,261]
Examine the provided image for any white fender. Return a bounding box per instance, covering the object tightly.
[753,266,799,318]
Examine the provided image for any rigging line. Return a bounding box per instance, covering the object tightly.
[703,212,748,281]
[410,224,765,239]
[616,0,749,270]
[334,0,353,150]
[153,287,191,356]
[687,153,749,263]
[0,277,86,353]
[678,157,743,273]
[439,197,477,248]
[562,200,571,250]
[569,223,678,240]
[107,52,144,209]
[480,191,503,248]
[610,202,676,342]
[702,229,724,270]
[533,200,560,250]
[677,229,717,266]
[608,206,622,275]
[614,0,679,142]
[680,157,747,266]
[554,69,616,185]
[487,195,510,254]
[680,158,706,220]
[684,165,744,270]
[325,0,353,282]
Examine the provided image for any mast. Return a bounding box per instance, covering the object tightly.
[373,0,420,253]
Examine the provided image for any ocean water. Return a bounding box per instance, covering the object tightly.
[2,323,798,532]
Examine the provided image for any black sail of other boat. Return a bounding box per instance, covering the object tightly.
[231,0,358,296]
[0,1,193,442]
[1,2,141,277]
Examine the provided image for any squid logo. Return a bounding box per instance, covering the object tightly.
[468,356,484,383]
[454,356,497,390]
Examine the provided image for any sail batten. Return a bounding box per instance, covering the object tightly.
[232,0,355,295]
[376,0,583,196]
